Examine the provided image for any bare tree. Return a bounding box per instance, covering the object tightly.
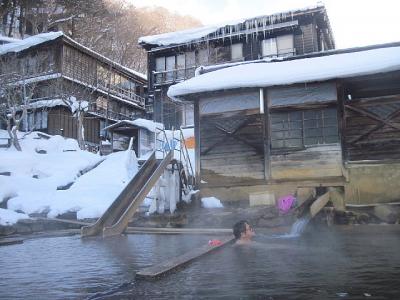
[0,49,60,150]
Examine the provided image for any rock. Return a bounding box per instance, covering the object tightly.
[57,182,74,190]
[35,148,47,154]
[0,225,16,236]
[249,191,275,207]
[373,205,400,224]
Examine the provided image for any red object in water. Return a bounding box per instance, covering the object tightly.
[208,239,222,246]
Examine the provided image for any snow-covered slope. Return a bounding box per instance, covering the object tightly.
[0,130,138,224]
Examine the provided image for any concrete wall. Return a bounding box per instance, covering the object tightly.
[345,163,400,205]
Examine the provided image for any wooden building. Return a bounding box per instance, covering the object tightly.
[139,5,334,129]
[167,42,400,205]
[0,31,147,147]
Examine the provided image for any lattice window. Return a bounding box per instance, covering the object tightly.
[271,107,338,150]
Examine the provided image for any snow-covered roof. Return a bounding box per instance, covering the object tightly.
[0,32,63,56]
[0,35,20,44]
[104,119,164,132]
[22,97,88,114]
[0,32,147,81]
[168,44,400,100]
[139,5,325,48]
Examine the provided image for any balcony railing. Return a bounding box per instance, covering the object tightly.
[153,66,197,86]
[88,105,136,121]
[260,48,295,60]
[96,81,146,108]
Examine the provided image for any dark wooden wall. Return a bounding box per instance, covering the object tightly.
[47,106,100,144]
[343,95,400,161]
[199,110,265,186]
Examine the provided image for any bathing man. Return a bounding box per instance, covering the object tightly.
[233,220,255,245]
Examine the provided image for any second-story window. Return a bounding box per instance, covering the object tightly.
[155,57,165,84]
[185,51,196,78]
[177,54,185,79]
[197,48,209,66]
[231,43,243,61]
[165,56,175,82]
[261,34,294,58]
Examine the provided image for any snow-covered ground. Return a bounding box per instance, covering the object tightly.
[0,130,138,224]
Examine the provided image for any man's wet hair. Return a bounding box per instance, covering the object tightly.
[233,220,249,239]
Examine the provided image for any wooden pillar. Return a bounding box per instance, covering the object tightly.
[263,88,271,181]
[336,81,347,163]
[194,100,201,188]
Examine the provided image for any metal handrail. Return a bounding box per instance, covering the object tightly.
[179,127,195,186]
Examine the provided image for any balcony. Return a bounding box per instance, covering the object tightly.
[153,66,196,86]
[88,105,137,122]
[96,81,146,108]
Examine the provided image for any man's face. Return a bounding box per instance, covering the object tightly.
[242,223,255,240]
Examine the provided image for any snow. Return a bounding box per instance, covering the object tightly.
[168,45,400,100]
[201,197,224,208]
[132,118,164,132]
[20,96,88,114]
[103,119,164,132]
[0,32,63,56]
[12,73,62,85]
[0,208,29,226]
[139,5,322,47]
[0,121,196,225]
[0,130,138,223]
[0,35,20,44]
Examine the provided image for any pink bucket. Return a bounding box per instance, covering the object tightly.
[278,195,296,214]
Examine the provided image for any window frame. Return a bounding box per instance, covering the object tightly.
[270,106,339,152]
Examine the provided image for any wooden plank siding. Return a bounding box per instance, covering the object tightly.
[199,111,265,186]
[47,106,100,144]
[270,145,343,180]
[343,95,400,161]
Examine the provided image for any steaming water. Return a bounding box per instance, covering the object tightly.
[1,226,400,299]
[284,215,311,238]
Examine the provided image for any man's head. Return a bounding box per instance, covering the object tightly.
[233,220,254,241]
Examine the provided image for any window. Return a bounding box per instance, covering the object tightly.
[176,54,185,79]
[277,34,294,57]
[96,96,108,110]
[262,34,294,58]
[155,56,165,83]
[231,43,243,61]
[271,107,338,150]
[139,128,155,157]
[26,110,48,131]
[261,38,277,58]
[185,51,196,78]
[165,56,175,81]
[197,48,208,66]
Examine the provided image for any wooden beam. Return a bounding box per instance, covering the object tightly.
[348,108,400,145]
[125,227,232,235]
[136,235,234,280]
[0,238,24,247]
[194,101,201,187]
[264,88,271,180]
[345,104,400,130]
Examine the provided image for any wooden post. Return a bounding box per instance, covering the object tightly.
[264,88,271,181]
[336,81,347,164]
[194,100,201,188]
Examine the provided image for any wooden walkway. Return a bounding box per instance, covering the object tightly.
[136,235,235,280]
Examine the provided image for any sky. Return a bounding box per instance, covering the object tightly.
[128,0,400,49]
